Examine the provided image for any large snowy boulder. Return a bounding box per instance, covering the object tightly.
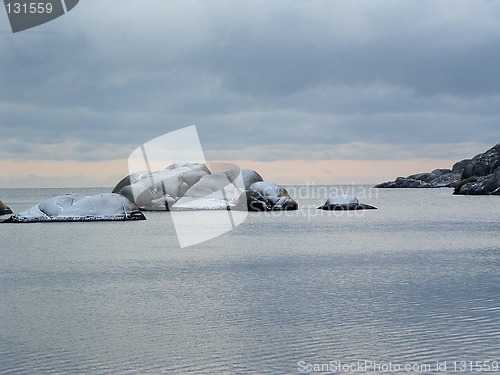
[112,162,210,210]
[3,193,145,223]
[318,195,377,210]
[113,164,299,211]
[225,168,263,189]
[173,168,265,210]
[172,168,265,210]
[0,200,12,216]
[173,172,245,210]
[243,181,298,211]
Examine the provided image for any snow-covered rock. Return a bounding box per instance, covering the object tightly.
[173,172,245,210]
[318,194,377,210]
[244,181,298,211]
[166,168,262,210]
[3,193,145,222]
[113,164,299,211]
[112,162,210,210]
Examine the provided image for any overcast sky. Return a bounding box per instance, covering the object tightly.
[1,0,499,187]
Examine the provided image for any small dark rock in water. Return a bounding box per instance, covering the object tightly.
[318,195,377,210]
[0,200,13,215]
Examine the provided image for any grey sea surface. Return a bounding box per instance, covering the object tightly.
[0,186,499,374]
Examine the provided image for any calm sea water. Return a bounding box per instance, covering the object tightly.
[0,186,499,374]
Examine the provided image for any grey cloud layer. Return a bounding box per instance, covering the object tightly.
[1,0,499,162]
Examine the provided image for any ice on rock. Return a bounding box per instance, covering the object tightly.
[4,193,145,222]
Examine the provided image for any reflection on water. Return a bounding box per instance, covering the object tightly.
[0,187,499,374]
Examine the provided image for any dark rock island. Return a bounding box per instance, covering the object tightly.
[318,195,377,210]
[375,143,500,195]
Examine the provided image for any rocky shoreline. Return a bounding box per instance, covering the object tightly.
[375,143,500,195]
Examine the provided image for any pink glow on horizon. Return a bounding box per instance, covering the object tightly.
[0,158,459,188]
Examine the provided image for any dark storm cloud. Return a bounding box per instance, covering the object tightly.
[189,4,500,98]
[1,0,499,162]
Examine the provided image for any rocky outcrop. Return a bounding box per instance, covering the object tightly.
[3,193,145,222]
[0,200,12,216]
[375,143,500,195]
[454,143,500,195]
[113,163,297,211]
[318,195,377,210]
[375,161,469,188]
